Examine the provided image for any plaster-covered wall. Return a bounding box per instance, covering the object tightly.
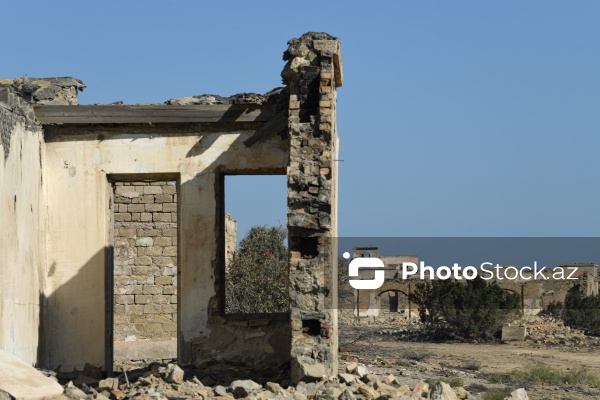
[0,102,46,365]
[43,125,289,370]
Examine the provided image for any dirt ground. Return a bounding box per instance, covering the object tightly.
[339,322,600,399]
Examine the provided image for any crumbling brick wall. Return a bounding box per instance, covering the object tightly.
[283,32,343,382]
[113,181,178,342]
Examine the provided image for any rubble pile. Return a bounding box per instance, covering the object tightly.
[526,319,600,347]
[17,362,532,400]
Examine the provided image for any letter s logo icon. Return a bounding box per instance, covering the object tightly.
[349,257,385,289]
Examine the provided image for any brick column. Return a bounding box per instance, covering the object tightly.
[283,32,343,382]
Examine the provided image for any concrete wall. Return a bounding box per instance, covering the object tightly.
[43,125,289,370]
[0,98,46,365]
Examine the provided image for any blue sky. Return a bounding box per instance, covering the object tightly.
[4,1,600,238]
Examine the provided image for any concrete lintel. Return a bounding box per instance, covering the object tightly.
[34,104,275,125]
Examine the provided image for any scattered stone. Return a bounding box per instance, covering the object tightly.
[361,374,378,385]
[339,388,356,400]
[158,363,184,384]
[356,384,378,400]
[352,364,369,378]
[73,373,99,386]
[296,382,317,397]
[316,386,342,400]
[412,381,428,393]
[452,386,469,399]
[98,377,120,391]
[345,363,358,374]
[266,382,284,393]
[230,379,262,397]
[382,374,397,387]
[504,388,529,400]
[338,373,356,384]
[109,390,125,400]
[430,382,459,400]
[63,381,88,399]
[214,385,231,397]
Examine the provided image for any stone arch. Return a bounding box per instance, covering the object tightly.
[356,281,413,318]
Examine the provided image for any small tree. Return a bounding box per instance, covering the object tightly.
[413,278,521,338]
[225,225,289,314]
[563,285,600,335]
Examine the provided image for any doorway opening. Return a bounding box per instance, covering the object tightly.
[110,178,179,371]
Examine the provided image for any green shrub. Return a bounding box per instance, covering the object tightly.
[412,278,521,338]
[563,285,600,335]
[225,225,289,314]
[543,300,564,319]
[400,347,432,362]
[483,390,511,400]
[488,369,524,385]
[425,376,464,388]
[463,360,482,371]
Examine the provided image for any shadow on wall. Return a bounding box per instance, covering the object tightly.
[42,248,109,371]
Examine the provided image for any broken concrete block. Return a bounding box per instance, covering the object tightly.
[0,349,63,399]
[292,358,325,382]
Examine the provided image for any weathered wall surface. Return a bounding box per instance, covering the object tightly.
[224,213,237,267]
[0,89,46,365]
[43,125,289,370]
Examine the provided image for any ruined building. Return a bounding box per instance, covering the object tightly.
[0,32,342,382]
[348,247,599,319]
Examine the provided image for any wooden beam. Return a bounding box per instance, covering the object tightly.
[33,104,275,125]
